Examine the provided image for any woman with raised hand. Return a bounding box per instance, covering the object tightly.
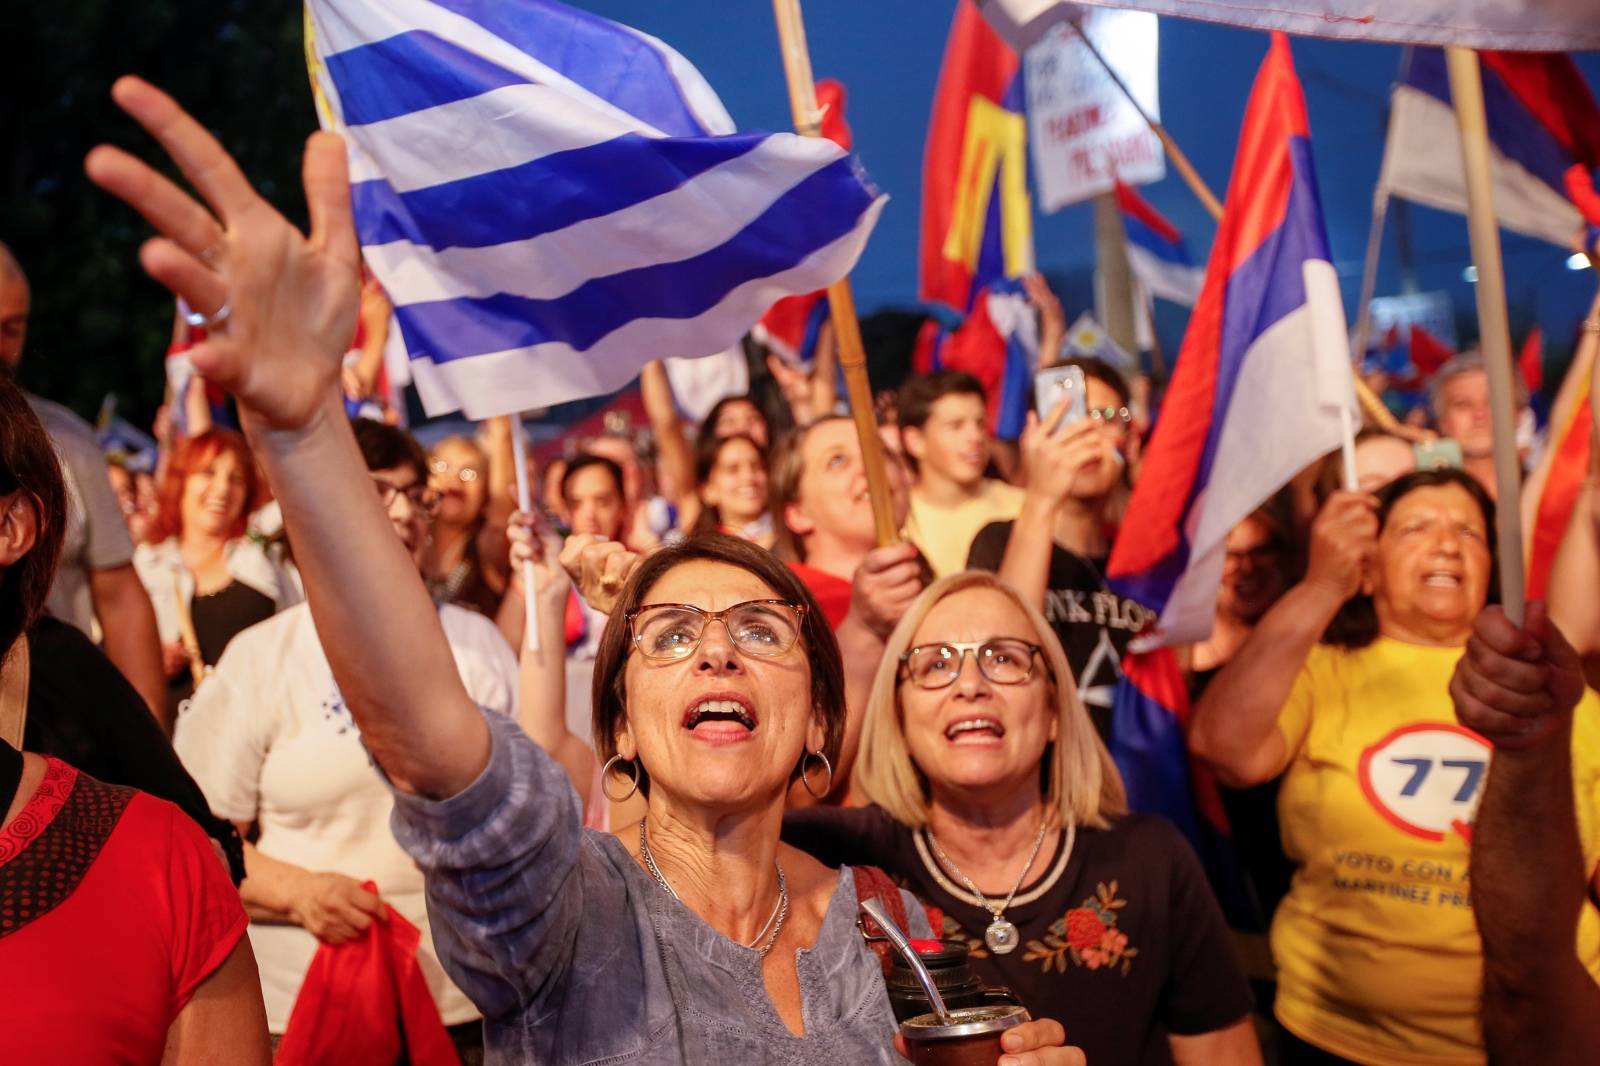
[86,77,1084,1065]
[1190,469,1600,1066]
[785,572,1260,1066]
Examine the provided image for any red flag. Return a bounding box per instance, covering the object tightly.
[1527,347,1592,598]
[919,0,1031,312]
[754,80,853,363]
[1519,326,1544,394]
[1409,324,1455,381]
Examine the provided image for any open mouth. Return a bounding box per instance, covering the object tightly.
[945,717,1005,745]
[1422,570,1463,589]
[683,696,758,740]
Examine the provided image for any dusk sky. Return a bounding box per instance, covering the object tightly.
[586,0,1600,354]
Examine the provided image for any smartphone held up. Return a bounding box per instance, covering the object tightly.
[1034,365,1088,426]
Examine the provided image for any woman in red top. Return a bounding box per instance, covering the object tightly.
[0,375,270,1064]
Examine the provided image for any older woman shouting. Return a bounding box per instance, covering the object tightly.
[86,77,1083,1065]
[786,572,1259,1066]
[1190,468,1600,1066]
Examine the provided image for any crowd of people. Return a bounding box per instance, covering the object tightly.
[2,73,1600,1066]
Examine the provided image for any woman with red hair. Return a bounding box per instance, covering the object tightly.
[134,429,297,718]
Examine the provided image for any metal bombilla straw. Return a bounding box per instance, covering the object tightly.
[859,897,953,1025]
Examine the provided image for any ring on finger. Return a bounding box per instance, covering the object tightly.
[184,299,231,330]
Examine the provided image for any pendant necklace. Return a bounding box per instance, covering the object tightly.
[639,817,790,957]
[924,817,1052,955]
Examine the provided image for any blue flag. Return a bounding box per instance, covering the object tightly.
[306,0,885,419]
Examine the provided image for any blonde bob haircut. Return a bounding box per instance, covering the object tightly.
[852,571,1126,830]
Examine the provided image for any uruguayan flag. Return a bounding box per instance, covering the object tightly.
[305,0,886,419]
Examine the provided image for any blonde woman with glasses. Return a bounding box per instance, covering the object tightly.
[784,572,1261,1066]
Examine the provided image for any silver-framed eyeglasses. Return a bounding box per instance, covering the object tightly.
[900,639,1045,690]
[1088,405,1133,427]
[627,599,806,661]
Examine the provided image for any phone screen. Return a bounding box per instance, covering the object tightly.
[1034,365,1088,425]
[1413,439,1463,471]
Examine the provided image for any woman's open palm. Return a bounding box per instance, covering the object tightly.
[85,76,360,432]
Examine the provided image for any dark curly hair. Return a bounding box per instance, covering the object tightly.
[1323,467,1498,648]
[0,376,67,654]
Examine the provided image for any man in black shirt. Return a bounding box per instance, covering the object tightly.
[967,358,1150,738]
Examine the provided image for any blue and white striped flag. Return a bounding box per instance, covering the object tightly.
[305,0,886,419]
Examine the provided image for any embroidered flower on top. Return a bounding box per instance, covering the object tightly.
[1025,880,1138,975]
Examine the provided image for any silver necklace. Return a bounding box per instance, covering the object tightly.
[924,817,1052,955]
[639,818,790,958]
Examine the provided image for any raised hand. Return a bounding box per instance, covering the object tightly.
[559,533,643,616]
[1020,402,1107,508]
[847,542,926,639]
[1452,602,1585,750]
[508,510,572,611]
[1022,272,1065,368]
[1304,490,1379,603]
[85,77,360,433]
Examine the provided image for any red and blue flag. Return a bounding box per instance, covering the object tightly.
[1116,180,1205,308]
[920,0,1034,314]
[917,2,1037,439]
[1110,649,1254,924]
[912,277,1038,441]
[1383,47,1600,247]
[1107,34,1356,645]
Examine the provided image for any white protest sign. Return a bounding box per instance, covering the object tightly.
[1023,11,1164,212]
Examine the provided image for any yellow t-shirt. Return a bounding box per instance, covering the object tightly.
[904,478,1026,579]
[1270,637,1600,1066]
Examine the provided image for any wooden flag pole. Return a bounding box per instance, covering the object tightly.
[1348,182,1391,364]
[771,0,899,546]
[1445,47,1525,624]
[1069,24,1223,222]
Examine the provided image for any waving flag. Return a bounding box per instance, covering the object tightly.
[752,79,853,368]
[913,277,1039,441]
[1116,181,1205,308]
[1107,34,1357,646]
[1380,48,1600,248]
[304,0,886,420]
[921,0,1034,313]
[1110,649,1254,925]
[977,0,1600,51]
[1524,339,1594,599]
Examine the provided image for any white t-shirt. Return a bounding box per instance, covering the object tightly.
[173,601,518,1032]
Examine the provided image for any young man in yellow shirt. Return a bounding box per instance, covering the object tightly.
[897,371,1024,579]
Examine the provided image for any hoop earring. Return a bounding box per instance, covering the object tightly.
[800,749,833,800]
[601,754,642,803]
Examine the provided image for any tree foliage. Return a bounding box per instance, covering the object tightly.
[2,1,311,424]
